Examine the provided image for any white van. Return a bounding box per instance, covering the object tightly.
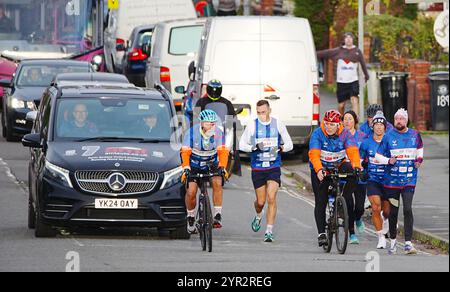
[192,16,320,149]
[144,18,206,109]
[104,0,197,74]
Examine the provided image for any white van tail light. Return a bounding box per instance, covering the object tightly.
[160,66,171,82]
[313,84,320,125]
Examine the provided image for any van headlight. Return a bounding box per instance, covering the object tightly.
[160,166,183,189]
[44,161,73,188]
[11,98,25,109]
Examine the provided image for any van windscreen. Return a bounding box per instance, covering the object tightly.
[169,25,203,55]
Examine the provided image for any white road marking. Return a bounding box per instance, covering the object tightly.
[0,157,27,195]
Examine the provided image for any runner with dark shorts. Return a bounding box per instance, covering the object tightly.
[239,100,293,243]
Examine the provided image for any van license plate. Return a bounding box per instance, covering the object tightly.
[95,199,138,209]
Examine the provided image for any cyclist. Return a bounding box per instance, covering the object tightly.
[359,111,390,249]
[194,79,241,177]
[342,110,368,244]
[309,109,362,247]
[181,109,230,234]
[361,104,393,136]
[375,108,424,255]
[239,100,293,242]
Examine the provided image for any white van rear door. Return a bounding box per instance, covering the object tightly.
[210,40,261,126]
[166,24,204,101]
[260,41,313,126]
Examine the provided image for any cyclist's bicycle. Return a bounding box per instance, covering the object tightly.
[186,170,222,253]
[322,167,361,254]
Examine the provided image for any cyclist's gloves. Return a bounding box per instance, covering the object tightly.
[218,167,229,181]
[181,168,191,184]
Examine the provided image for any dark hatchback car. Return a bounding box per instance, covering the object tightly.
[0,59,93,141]
[121,24,154,87]
[22,75,188,239]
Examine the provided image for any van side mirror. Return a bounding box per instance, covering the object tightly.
[175,86,186,94]
[318,61,324,83]
[188,61,196,81]
[0,79,12,88]
[22,133,42,148]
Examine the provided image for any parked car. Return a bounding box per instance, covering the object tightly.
[121,24,155,87]
[0,59,93,141]
[104,0,197,74]
[191,16,320,151]
[144,18,206,110]
[22,74,188,239]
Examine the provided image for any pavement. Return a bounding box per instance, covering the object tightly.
[282,88,450,251]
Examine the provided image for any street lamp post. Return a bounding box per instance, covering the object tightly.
[359,0,365,121]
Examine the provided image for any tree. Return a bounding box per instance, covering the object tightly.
[294,0,338,50]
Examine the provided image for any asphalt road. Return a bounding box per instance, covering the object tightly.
[0,128,448,272]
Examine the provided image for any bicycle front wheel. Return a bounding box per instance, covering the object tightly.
[204,193,213,253]
[198,196,207,251]
[335,196,349,254]
[323,205,333,253]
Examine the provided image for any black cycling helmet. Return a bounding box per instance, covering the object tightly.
[206,79,222,101]
[366,104,383,118]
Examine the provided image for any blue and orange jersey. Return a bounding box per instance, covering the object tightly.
[180,124,229,171]
[309,122,362,173]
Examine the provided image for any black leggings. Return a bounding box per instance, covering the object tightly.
[311,163,358,235]
[353,184,367,222]
[386,188,415,241]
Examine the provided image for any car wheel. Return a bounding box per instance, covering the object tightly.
[28,167,36,229]
[169,224,191,240]
[34,198,57,238]
[28,191,36,229]
[1,112,6,138]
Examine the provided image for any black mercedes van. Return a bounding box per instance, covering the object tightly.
[22,73,188,239]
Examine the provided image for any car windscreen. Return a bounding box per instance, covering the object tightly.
[168,25,203,55]
[17,65,89,87]
[54,98,174,141]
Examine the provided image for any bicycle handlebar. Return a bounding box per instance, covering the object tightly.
[322,168,364,179]
[189,172,221,179]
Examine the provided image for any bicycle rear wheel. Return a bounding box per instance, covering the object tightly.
[204,192,213,253]
[335,196,349,254]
